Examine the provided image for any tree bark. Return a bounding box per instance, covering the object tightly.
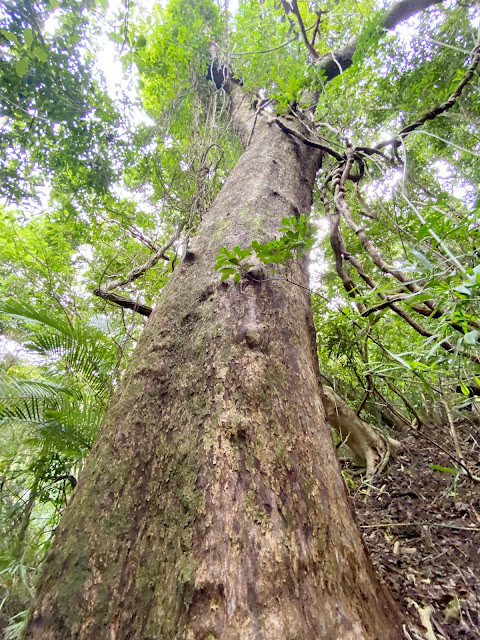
[26,106,403,639]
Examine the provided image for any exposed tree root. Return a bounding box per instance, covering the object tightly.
[323,386,400,477]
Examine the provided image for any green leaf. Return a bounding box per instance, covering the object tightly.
[454,284,471,296]
[464,330,478,346]
[460,382,470,396]
[1,29,19,45]
[14,57,29,77]
[409,247,433,271]
[134,53,145,73]
[0,300,72,336]
[233,272,241,284]
[108,32,125,45]
[33,46,48,62]
[64,202,76,217]
[384,348,411,370]
[430,464,458,475]
[23,27,34,48]
[416,224,430,241]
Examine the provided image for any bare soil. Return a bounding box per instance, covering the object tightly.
[351,420,480,640]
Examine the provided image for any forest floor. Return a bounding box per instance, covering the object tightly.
[352,418,480,640]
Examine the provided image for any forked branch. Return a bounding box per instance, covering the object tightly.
[290,0,320,61]
[94,225,183,316]
[315,0,444,82]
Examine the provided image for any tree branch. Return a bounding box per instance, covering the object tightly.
[93,226,183,316]
[290,0,320,60]
[325,165,480,364]
[316,0,444,83]
[323,185,366,313]
[102,225,183,293]
[99,212,159,252]
[93,288,152,317]
[266,116,344,160]
[335,160,427,297]
[212,24,316,58]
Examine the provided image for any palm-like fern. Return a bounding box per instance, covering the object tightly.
[1,299,117,403]
[0,300,121,632]
[0,300,118,455]
[0,376,99,454]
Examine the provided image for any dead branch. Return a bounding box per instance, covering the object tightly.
[93,288,152,317]
[322,185,366,312]
[442,399,480,482]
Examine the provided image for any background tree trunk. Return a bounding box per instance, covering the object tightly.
[26,109,403,639]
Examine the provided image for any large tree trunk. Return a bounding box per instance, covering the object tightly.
[26,104,403,639]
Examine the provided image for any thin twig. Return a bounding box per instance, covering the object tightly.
[103,224,183,293]
[212,24,315,57]
[361,521,480,531]
[414,426,480,482]
[442,399,480,482]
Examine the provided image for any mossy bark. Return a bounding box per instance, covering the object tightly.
[26,106,403,639]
